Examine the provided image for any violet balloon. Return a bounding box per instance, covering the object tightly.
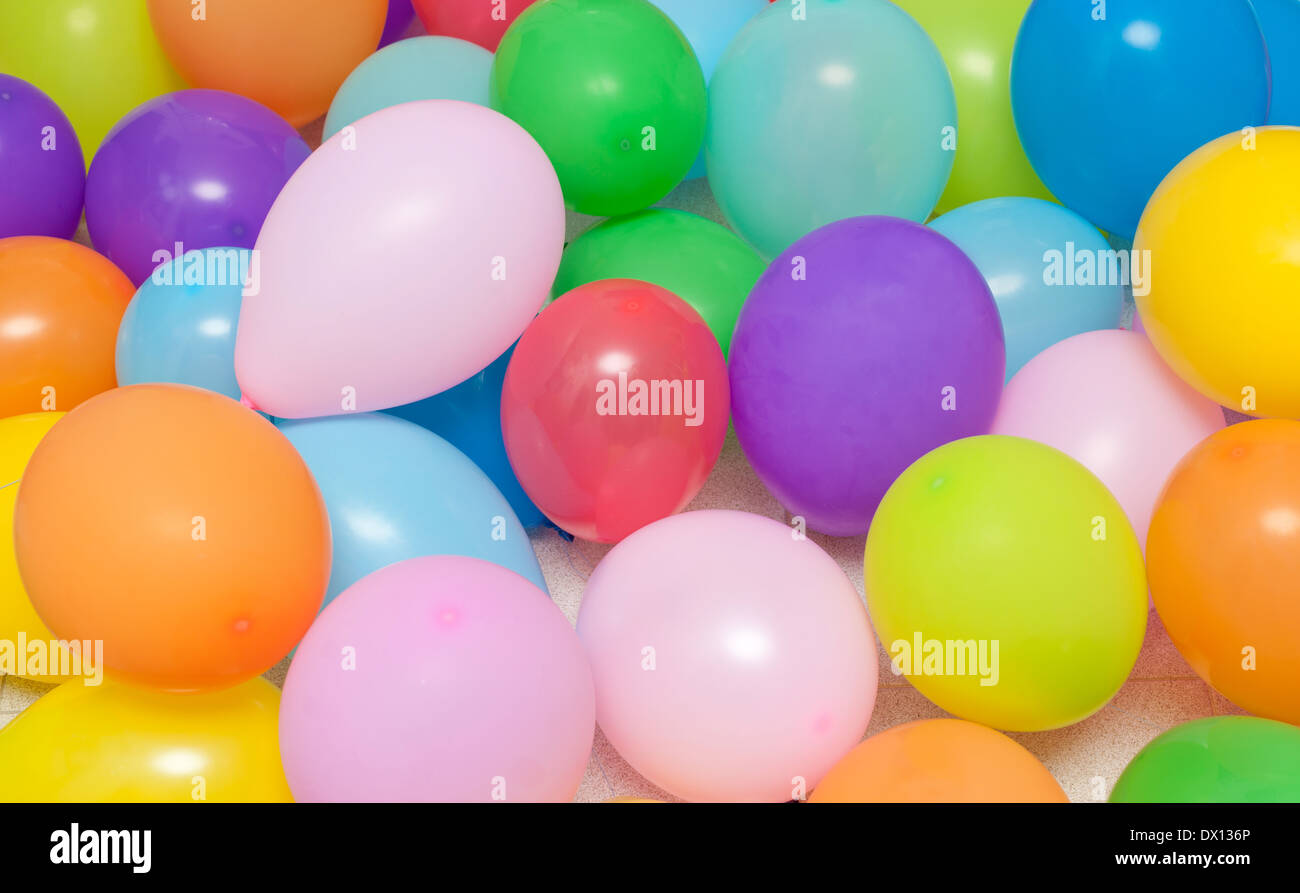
[380,0,417,46]
[729,216,1005,535]
[85,89,309,284]
[0,74,84,239]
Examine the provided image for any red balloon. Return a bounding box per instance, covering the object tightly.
[502,279,729,543]
[411,0,538,50]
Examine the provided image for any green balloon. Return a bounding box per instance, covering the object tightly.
[491,0,707,216]
[1110,717,1300,803]
[553,210,764,356]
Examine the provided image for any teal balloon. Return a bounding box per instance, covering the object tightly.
[278,413,546,608]
[930,198,1125,381]
[115,246,248,400]
[706,0,955,258]
[323,35,493,140]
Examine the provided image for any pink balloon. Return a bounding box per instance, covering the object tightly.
[577,510,878,802]
[279,556,594,802]
[992,329,1224,551]
[235,100,564,418]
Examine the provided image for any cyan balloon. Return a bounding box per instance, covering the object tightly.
[385,344,544,528]
[1011,0,1270,238]
[930,198,1125,381]
[649,0,768,179]
[277,412,546,608]
[323,35,493,139]
[1252,0,1300,125]
[115,247,249,400]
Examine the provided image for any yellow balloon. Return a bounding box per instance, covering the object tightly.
[0,412,75,683]
[0,678,292,802]
[0,0,186,164]
[1136,126,1300,419]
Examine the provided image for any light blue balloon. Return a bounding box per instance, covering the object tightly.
[278,413,546,609]
[930,198,1126,381]
[1251,0,1300,124]
[706,0,956,259]
[324,35,494,140]
[1011,0,1269,239]
[115,246,249,400]
[649,0,768,179]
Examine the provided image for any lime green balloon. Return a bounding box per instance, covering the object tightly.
[893,0,1053,215]
[491,0,706,216]
[552,210,764,357]
[864,435,1147,732]
[1111,717,1300,803]
[0,0,185,166]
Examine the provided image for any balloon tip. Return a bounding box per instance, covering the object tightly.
[239,394,257,411]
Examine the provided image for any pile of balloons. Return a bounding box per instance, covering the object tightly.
[1,0,1299,804]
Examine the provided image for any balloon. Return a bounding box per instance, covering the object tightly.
[115,247,250,401]
[277,412,545,608]
[280,556,594,802]
[235,100,563,419]
[0,75,84,239]
[14,384,330,692]
[0,412,73,684]
[85,89,309,286]
[1146,420,1300,725]
[146,0,387,127]
[707,0,955,258]
[380,0,417,47]
[0,678,291,802]
[1011,0,1269,239]
[891,0,1049,215]
[491,0,706,216]
[992,331,1224,552]
[413,0,539,51]
[865,435,1148,731]
[0,0,184,163]
[810,719,1067,803]
[552,209,766,357]
[1110,717,1300,803]
[1253,0,1300,124]
[324,36,493,139]
[0,236,134,418]
[501,279,729,543]
[1134,127,1300,418]
[648,0,769,179]
[730,217,1004,536]
[386,344,544,528]
[930,197,1124,380]
[577,510,878,802]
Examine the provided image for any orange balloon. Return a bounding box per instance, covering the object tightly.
[809,719,1068,803]
[1147,419,1300,725]
[0,236,133,417]
[146,0,387,126]
[14,384,331,691]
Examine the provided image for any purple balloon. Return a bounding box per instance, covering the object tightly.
[85,89,310,284]
[0,74,85,239]
[729,216,1006,536]
[380,0,417,46]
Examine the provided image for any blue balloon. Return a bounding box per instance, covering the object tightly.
[1011,0,1270,239]
[323,35,494,140]
[385,344,544,528]
[115,246,248,400]
[278,413,546,609]
[1252,0,1300,124]
[649,0,768,179]
[931,198,1126,381]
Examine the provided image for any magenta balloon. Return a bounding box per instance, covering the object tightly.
[729,216,1005,535]
[84,89,309,284]
[577,510,878,802]
[280,555,595,802]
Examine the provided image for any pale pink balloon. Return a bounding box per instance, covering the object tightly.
[280,556,594,802]
[235,100,564,418]
[578,510,878,802]
[992,329,1224,551]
